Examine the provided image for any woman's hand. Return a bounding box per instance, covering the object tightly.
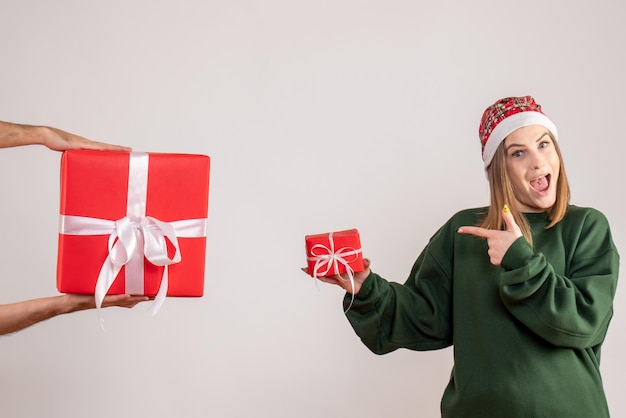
[457,206,523,266]
[302,258,371,295]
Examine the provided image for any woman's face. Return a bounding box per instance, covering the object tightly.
[504,124,560,213]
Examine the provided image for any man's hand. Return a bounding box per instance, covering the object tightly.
[0,121,131,152]
[41,126,131,152]
[0,294,150,335]
[64,293,151,311]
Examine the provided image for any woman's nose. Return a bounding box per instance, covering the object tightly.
[530,152,545,169]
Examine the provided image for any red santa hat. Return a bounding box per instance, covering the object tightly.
[479,96,558,169]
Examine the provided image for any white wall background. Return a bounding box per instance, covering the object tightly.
[1,1,624,417]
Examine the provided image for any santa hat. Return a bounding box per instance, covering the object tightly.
[479,96,558,169]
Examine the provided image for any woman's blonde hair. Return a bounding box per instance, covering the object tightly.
[479,132,570,245]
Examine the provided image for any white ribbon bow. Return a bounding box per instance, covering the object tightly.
[307,232,362,313]
[59,152,207,317]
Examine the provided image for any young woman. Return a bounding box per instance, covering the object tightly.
[309,96,620,417]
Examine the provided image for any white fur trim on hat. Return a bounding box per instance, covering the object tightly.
[483,111,559,169]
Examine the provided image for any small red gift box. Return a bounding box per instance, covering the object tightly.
[305,228,364,278]
[56,150,210,310]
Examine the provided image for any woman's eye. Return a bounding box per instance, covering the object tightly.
[511,150,523,158]
[539,141,550,149]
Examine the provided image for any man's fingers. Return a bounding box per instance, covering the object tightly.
[79,139,132,152]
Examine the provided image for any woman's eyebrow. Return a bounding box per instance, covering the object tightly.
[505,131,550,151]
[534,132,550,143]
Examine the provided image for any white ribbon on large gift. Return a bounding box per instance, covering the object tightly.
[307,232,362,313]
[59,152,207,316]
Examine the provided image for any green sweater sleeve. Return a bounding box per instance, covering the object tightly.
[499,208,619,349]
[344,226,454,354]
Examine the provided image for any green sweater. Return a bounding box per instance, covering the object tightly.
[345,206,619,417]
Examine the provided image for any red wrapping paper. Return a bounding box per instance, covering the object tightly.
[305,228,364,277]
[56,150,210,297]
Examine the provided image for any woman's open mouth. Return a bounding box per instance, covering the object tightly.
[530,174,551,193]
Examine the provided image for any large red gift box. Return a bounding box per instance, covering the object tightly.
[305,228,364,278]
[56,150,210,302]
